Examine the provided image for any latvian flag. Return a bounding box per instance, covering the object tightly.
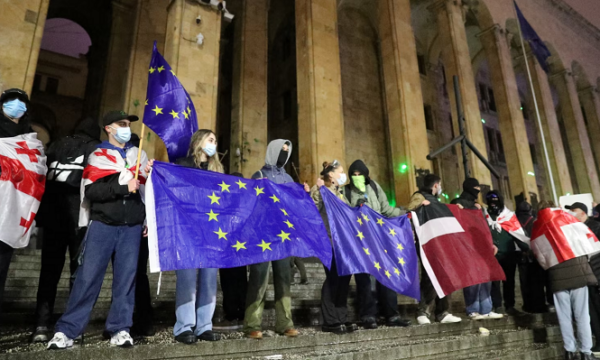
[485,207,530,243]
[78,145,148,226]
[0,133,47,249]
[412,202,505,298]
[531,208,600,270]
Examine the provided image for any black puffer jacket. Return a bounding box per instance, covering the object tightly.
[0,112,32,138]
[451,191,479,210]
[548,256,597,293]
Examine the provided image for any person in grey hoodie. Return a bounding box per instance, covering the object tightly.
[242,139,308,339]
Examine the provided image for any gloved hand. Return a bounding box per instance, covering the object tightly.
[356,198,367,207]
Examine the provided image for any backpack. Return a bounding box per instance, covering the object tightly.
[46,135,96,188]
[344,181,379,204]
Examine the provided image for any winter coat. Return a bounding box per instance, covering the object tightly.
[252,139,294,184]
[407,190,440,211]
[488,212,517,258]
[310,183,348,241]
[450,191,479,210]
[0,112,32,138]
[548,256,597,293]
[516,202,535,238]
[342,181,404,217]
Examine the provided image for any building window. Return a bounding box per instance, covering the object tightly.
[33,74,42,92]
[417,54,427,75]
[488,88,497,112]
[282,90,292,120]
[529,144,538,165]
[46,77,59,95]
[478,83,497,113]
[282,35,292,62]
[521,102,529,120]
[424,104,434,131]
[496,131,505,163]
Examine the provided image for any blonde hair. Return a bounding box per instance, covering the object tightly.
[189,129,224,173]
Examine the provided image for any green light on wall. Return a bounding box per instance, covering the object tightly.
[456,194,460,198]
[399,163,408,173]
[389,199,396,208]
[481,118,486,124]
[442,193,449,199]
[527,171,535,176]
[520,107,523,110]
[566,192,571,196]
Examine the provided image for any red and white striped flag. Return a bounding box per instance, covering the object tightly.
[78,146,148,226]
[485,207,530,243]
[531,208,600,270]
[0,133,47,249]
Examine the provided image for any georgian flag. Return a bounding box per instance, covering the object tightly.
[78,146,148,227]
[412,202,505,298]
[485,207,530,243]
[531,208,600,270]
[0,133,47,248]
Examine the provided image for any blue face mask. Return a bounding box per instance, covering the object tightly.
[203,143,217,157]
[110,126,132,144]
[3,99,27,119]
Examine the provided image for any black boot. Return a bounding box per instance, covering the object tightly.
[322,324,347,334]
[362,317,378,330]
[197,330,221,341]
[582,353,599,360]
[386,315,411,327]
[175,330,197,344]
[564,351,576,360]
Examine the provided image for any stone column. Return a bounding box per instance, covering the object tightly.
[0,0,50,92]
[229,0,268,178]
[295,0,345,183]
[521,52,572,197]
[379,0,431,205]
[551,70,600,198]
[430,0,491,187]
[578,86,600,176]
[479,25,537,201]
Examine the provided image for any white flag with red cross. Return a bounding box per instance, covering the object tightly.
[0,133,47,249]
[78,145,148,227]
[531,208,600,270]
[485,207,530,243]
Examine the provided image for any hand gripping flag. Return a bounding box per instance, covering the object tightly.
[0,133,47,248]
[485,207,530,243]
[412,203,505,298]
[145,161,332,272]
[320,187,420,300]
[514,1,552,72]
[531,208,600,270]
[143,42,198,162]
[79,145,148,226]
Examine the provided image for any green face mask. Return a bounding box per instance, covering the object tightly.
[352,175,366,192]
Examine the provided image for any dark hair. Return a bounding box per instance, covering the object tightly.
[421,174,441,192]
[321,161,339,185]
[537,200,555,211]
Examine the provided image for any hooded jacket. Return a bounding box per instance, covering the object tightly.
[252,139,294,185]
[0,97,32,138]
[311,183,348,242]
[342,160,404,217]
[515,202,534,237]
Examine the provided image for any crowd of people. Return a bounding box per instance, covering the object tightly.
[1,87,600,359]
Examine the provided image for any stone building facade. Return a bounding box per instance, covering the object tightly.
[1,0,600,207]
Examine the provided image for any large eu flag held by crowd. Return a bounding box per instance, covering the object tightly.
[320,188,420,300]
[146,162,333,272]
[143,42,198,161]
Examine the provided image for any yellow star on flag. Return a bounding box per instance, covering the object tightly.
[214,228,228,240]
[357,217,363,226]
[257,240,272,252]
[374,262,382,271]
[236,180,247,189]
[284,220,295,229]
[362,214,370,222]
[385,270,391,279]
[207,192,221,205]
[218,181,231,193]
[187,106,192,115]
[363,247,370,256]
[397,243,404,250]
[356,231,365,240]
[270,194,280,203]
[183,111,189,120]
[255,186,265,196]
[232,241,246,251]
[157,65,165,73]
[170,70,176,76]
[398,257,406,266]
[377,218,385,226]
[394,268,401,276]
[145,99,148,106]
[389,228,397,236]
[206,209,219,222]
[277,230,291,242]
[152,105,163,116]
[169,110,179,119]
[281,209,289,216]
[149,67,156,74]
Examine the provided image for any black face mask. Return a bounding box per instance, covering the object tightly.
[488,203,500,215]
[276,150,288,168]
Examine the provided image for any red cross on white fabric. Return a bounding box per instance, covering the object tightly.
[20,212,36,233]
[15,141,41,163]
[94,149,118,163]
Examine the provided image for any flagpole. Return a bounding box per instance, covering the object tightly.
[513,2,559,204]
[133,123,147,194]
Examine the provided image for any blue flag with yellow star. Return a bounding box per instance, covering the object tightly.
[143,42,198,161]
[320,187,420,300]
[146,161,333,272]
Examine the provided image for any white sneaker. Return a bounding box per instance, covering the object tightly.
[47,332,74,350]
[468,312,485,320]
[417,315,431,325]
[110,331,134,347]
[483,312,504,319]
[440,314,462,323]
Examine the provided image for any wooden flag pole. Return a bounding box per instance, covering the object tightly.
[133,123,147,193]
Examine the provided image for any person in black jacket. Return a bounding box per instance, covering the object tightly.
[31,117,101,342]
[47,111,152,350]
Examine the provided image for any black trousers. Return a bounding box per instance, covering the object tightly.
[355,273,399,320]
[519,254,551,313]
[0,241,14,316]
[291,257,307,283]
[321,257,351,326]
[219,266,248,321]
[417,264,449,320]
[492,252,518,309]
[34,227,84,327]
[133,236,153,327]
[589,286,600,346]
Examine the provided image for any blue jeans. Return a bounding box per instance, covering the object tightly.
[174,268,217,336]
[555,286,593,354]
[55,221,142,338]
[463,282,492,315]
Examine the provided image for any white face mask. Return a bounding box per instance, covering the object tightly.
[203,143,217,157]
[337,173,347,186]
[436,185,442,196]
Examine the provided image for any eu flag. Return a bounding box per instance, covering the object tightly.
[143,42,198,161]
[146,161,332,272]
[514,1,552,72]
[320,187,420,300]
